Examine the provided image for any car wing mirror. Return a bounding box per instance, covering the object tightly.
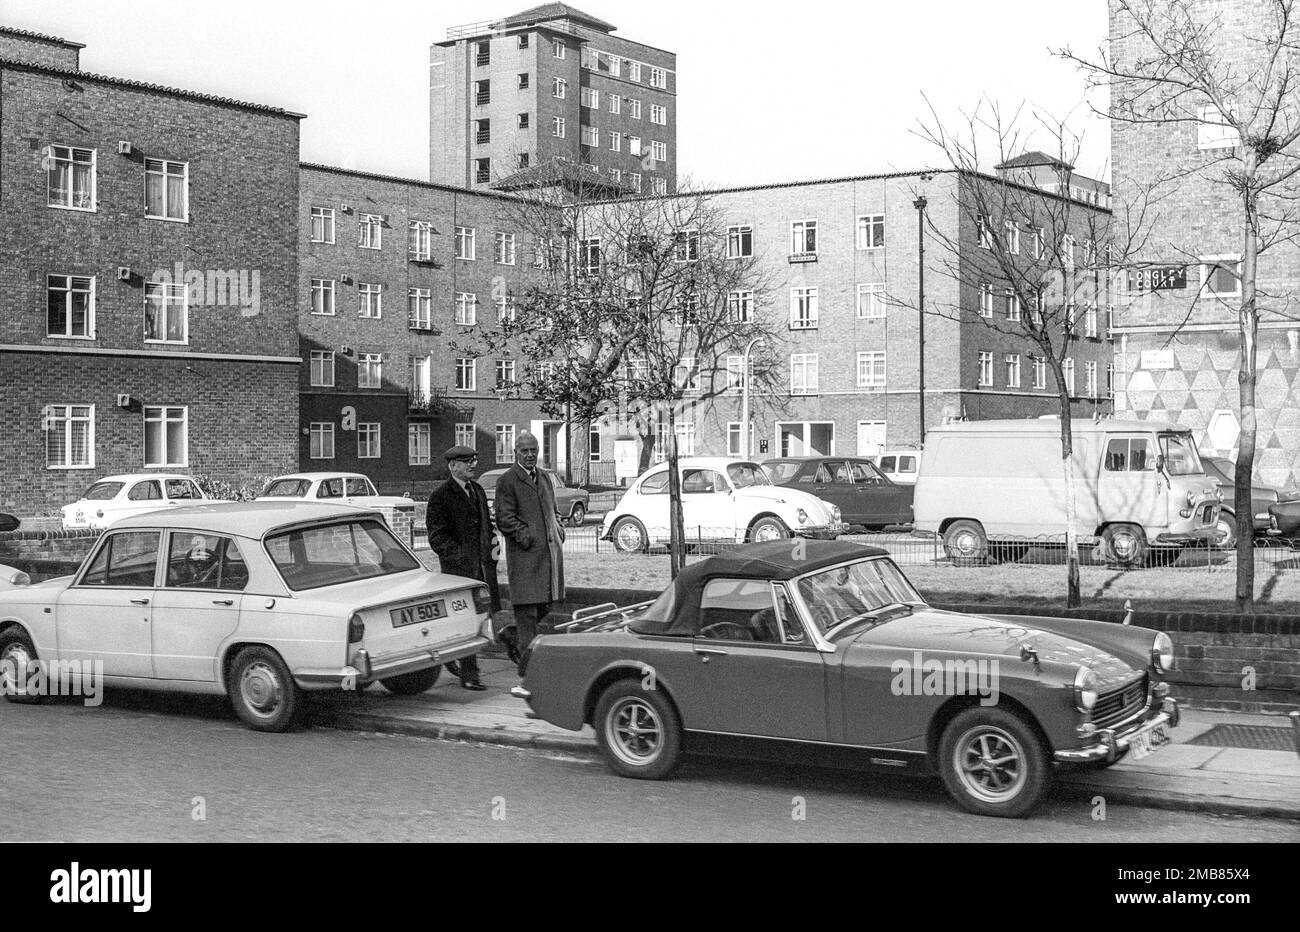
[1155,454,1166,473]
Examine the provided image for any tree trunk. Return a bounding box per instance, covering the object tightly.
[1058,399,1082,608]
[1235,176,1260,612]
[666,408,685,578]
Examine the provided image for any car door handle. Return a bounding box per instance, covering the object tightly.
[695,647,728,662]
[212,599,234,606]
[130,598,150,605]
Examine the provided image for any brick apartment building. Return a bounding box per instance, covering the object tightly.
[1110,0,1300,489]
[0,26,301,517]
[430,3,677,196]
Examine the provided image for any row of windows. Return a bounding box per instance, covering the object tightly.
[42,275,191,343]
[43,404,188,469]
[45,145,188,220]
[975,286,1114,337]
[474,34,669,89]
[974,352,1114,395]
[307,350,556,392]
[308,420,522,465]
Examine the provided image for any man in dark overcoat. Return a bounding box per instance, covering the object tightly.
[494,431,566,673]
[426,444,501,690]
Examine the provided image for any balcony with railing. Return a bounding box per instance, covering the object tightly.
[409,386,451,416]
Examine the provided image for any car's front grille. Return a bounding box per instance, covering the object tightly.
[1093,676,1148,729]
[1199,504,1216,525]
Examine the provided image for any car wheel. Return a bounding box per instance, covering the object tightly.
[1102,523,1148,567]
[747,516,790,543]
[938,707,1050,818]
[0,628,44,705]
[593,679,683,780]
[227,646,301,732]
[568,502,586,528]
[379,665,442,695]
[943,520,988,566]
[611,517,649,553]
[1211,512,1236,551]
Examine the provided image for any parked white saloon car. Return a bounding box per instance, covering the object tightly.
[61,474,210,530]
[0,503,492,731]
[255,472,413,509]
[600,457,845,552]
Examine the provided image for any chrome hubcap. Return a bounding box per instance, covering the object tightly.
[240,661,283,718]
[754,522,783,542]
[1113,533,1139,560]
[1214,519,1234,548]
[607,697,662,766]
[955,726,1026,802]
[616,523,643,551]
[1,643,32,692]
[953,531,978,555]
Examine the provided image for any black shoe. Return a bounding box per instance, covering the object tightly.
[460,679,487,691]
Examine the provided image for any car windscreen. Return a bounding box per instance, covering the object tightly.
[796,558,922,636]
[264,518,420,591]
[728,463,772,488]
[262,479,311,498]
[1159,433,1203,476]
[764,462,801,483]
[82,481,125,501]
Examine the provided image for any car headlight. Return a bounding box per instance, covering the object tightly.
[0,569,30,587]
[1151,632,1174,672]
[831,504,842,522]
[1074,667,1099,712]
[796,508,808,524]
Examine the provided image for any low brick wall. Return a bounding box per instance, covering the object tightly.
[0,528,100,571]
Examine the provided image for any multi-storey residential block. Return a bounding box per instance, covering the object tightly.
[0,26,302,516]
[430,3,677,195]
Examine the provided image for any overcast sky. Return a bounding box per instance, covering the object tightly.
[0,0,1112,184]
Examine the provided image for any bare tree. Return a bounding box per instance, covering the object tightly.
[1062,0,1300,610]
[914,99,1142,607]
[457,162,782,576]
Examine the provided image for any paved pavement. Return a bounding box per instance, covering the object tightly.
[307,655,1300,821]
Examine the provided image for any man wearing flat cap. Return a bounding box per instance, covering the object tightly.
[425,444,500,690]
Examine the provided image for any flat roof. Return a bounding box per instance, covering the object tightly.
[300,162,521,202]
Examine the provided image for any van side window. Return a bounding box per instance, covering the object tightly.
[880,456,896,472]
[1105,438,1155,472]
[899,456,917,472]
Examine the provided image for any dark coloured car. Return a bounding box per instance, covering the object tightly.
[478,467,590,526]
[0,514,18,533]
[764,456,913,530]
[513,541,1179,818]
[1202,456,1298,548]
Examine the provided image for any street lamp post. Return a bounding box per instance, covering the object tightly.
[914,195,927,447]
[741,337,764,459]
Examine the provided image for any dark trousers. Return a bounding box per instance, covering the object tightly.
[512,601,553,673]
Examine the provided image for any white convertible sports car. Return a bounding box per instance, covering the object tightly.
[0,502,492,731]
[600,457,845,552]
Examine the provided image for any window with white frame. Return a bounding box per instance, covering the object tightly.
[359,214,383,249]
[309,350,335,387]
[726,355,746,391]
[1005,354,1020,388]
[1032,356,1047,389]
[1202,256,1242,297]
[976,214,993,248]
[552,116,566,138]
[628,61,642,82]
[856,214,885,249]
[609,168,622,184]
[978,282,993,317]
[728,289,754,322]
[581,125,599,147]
[589,427,603,462]
[495,293,516,323]
[1197,104,1240,149]
[579,237,601,274]
[1084,303,1098,337]
[311,279,335,316]
[410,355,431,401]
[358,282,382,318]
[357,423,381,459]
[1106,304,1115,337]
[408,288,432,329]
[456,357,476,391]
[609,94,621,114]
[727,224,753,258]
[553,76,567,98]
[1062,234,1075,269]
[409,423,431,466]
[978,351,994,386]
[652,421,669,463]
[1085,360,1098,397]
[857,351,886,388]
[409,220,433,260]
[1032,226,1044,259]
[727,422,755,457]
[536,361,557,380]
[359,353,383,389]
[674,229,700,262]
[47,145,95,210]
[455,292,478,326]
[496,358,516,387]
[1004,220,1019,254]
[1062,357,1076,394]
[650,103,666,125]
[144,282,187,343]
[495,424,516,463]
[517,72,530,89]
[857,283,886,319]
[608,55,622,77]
[791,354,819,395]
[791,219,817,255]
[144,159,187,221]
[1031,290,1044,327]
[628,135,642,156]
[144,405,187,467]
[676,293,700,326]
[629,98,642,119]
[790,287,819,329]
[1006,290,1020,321]
[652,178,667,195]
[650,67,666,88]
[675,357,700,393]
[455,423,476,449]
[45,404,94,468]
[629,172,641,193]
[309,422,334,459]
[494,231,516,265]
[650,140,667,162]
[311,206,336,244]
[553,38,566,59]
[1106,363,1115,397]
[675,421,696,456]
[47,274,95,338]
[610,131,623,152]
[455,226,476,260]
[581,87,599,109]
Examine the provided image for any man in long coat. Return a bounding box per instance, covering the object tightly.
[426,444,500,690]
[494,431,565,673]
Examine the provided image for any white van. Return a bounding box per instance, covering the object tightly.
[871,450,921,485]
[913,417,1221,566]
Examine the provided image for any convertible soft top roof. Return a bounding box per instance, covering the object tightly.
[632,540,887,636]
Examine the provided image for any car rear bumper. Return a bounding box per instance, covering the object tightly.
[1054,697,1180,763]
[294,636,489,689]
